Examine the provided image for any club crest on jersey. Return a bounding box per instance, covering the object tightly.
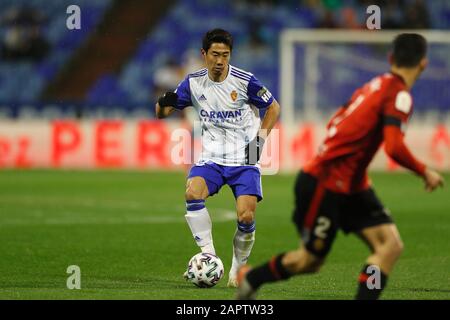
[230,90,238,102]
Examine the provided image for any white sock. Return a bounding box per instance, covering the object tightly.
[185,200,216,255]
[230,221,256,277]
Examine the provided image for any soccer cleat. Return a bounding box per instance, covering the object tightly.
[227,266,238,288]
[227,275,238,288]
[235,265,257,300]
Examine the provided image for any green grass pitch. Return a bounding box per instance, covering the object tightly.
[0,170,449,300]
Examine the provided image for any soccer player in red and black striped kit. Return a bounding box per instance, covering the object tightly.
[236,33,445,300]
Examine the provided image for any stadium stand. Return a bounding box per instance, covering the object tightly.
[0,0,110,106]
[0,0,449,118]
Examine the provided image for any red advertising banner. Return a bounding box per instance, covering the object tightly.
[0,120,449,173]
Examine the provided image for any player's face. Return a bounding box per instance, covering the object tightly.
[202,43,231,79]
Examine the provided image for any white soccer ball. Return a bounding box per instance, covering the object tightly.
[185,253,224,288]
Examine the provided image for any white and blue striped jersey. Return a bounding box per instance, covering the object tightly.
[174,65,274,166]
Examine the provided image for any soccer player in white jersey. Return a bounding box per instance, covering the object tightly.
[155,29,280,287]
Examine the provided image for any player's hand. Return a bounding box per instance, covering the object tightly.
[423,168,444,192]
[156,92,178,119]
[158,91,178,108]
[245,136,265,165]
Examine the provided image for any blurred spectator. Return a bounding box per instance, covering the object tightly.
[152,57,184,102]
[152,57,187,120]
[340,7,362,29]
[233,0,272,63]
[381,2,404,29]
[322,0,342,11]
[241,0,276,5]
[233,18,272,67]
[153,56,196,122]
[302,0,322,9]
[247,19,270,51]
[404,0,430,29]
[0,6,50,62]
[318,10,338,28]
[233,0,275,14]
[181,49,204,75]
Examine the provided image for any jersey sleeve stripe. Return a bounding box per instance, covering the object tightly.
[231,69,251,79]
[192,68,207,74]
[383,115,402,128]
[189,69,207,77]
[230,68,252,79]
[190,73,207,79]
[192,71,207,77]
[231,66,252,77]
[230,72,251,82]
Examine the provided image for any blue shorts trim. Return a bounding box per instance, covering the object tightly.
[188,162,263,201]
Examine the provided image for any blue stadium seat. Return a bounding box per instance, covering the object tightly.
[87,74,131,105]
[1,0,448,115]
[0,0,112,104]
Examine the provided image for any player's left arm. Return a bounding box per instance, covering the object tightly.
[383,90,444,191]
[258,99,280,140]
[383,125,426,175]
[245,75,279,164]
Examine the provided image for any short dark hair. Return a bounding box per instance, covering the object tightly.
[392,33,427,68]
[202,28,233,52]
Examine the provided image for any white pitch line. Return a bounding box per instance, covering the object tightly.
[0,196,150,210]
[0,209,236,226]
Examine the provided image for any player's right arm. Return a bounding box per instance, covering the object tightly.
[155,92,177,119]
[155,103,175,119]
[155,76,192,119]
[383,89,444,192]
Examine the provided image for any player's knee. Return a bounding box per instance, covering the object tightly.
[374,237,404,260]
[237,209,255,224]
[185,188,204,201]
[386,238,404,259]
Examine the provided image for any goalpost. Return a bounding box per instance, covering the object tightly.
[279,29,450,127]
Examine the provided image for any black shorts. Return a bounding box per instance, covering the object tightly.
[292,171,394,258]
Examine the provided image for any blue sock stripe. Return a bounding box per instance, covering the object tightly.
[186,199,205,204]
[187,204,205,211]
[186,200,205,211]
[237,221,256,233]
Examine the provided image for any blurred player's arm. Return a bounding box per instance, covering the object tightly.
[155,92,178,119]
[383,123,444,192]
[258,99,280,139]
[245,99,280,165]
[383,89,444,191]
[245,76,280,164]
